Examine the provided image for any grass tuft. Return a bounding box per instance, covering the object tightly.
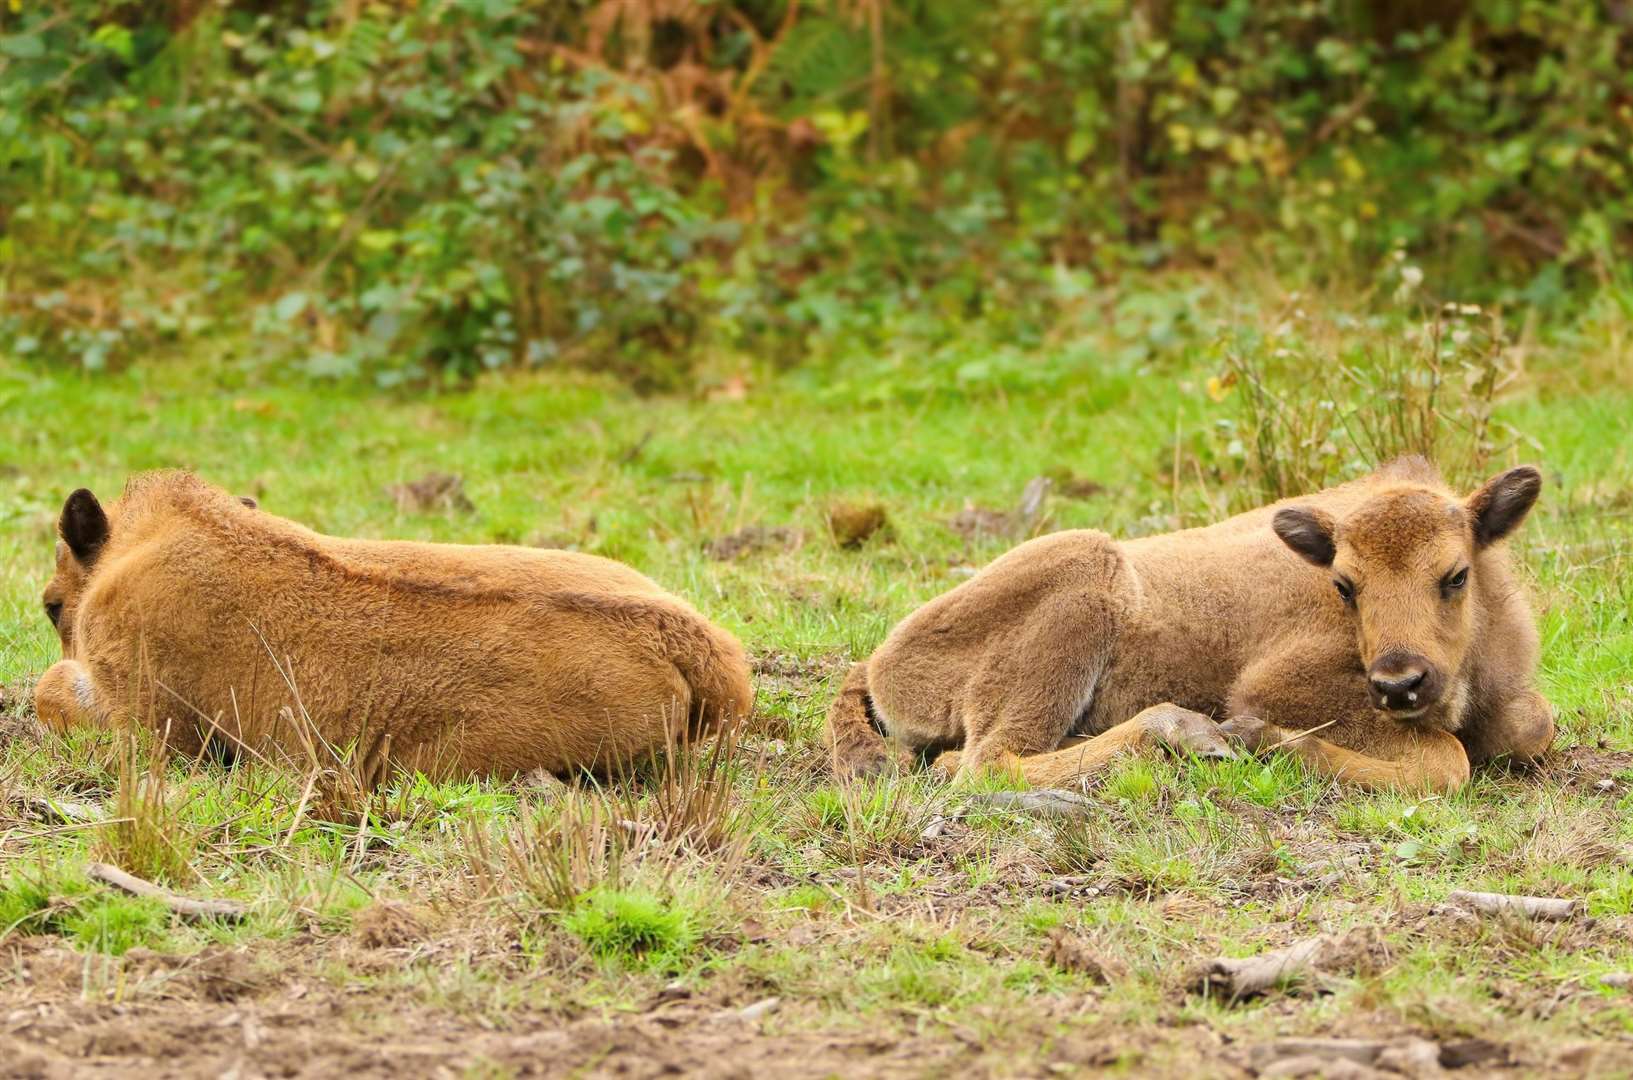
[562,886,701,973]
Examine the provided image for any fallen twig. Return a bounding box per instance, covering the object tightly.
[86,863,248,922]
[963,789,1095,819]
[1249,1037,1441,1075]
[1188,926,1387,1002]
[1445,890,1582,921]
[1189,934,1333,1001]
[735,996,780,1022]
[16,793,105,825]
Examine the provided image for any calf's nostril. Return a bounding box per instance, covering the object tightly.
[1370,669,1428,703]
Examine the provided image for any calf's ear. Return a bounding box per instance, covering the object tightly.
[1273,506,1336,567]
[60,489,109,564]
[1466,466,1541,548]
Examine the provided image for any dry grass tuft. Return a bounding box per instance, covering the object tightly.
[93,728,197,886]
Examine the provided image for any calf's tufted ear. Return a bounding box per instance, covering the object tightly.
[1466,466,1541,548]
[60,489,109,565]
[1273,506,1336,567]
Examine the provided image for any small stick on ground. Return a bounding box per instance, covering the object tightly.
[1445,890,1582,921]
[1249,1036,1442,1075]
[17,793,105,825]
[86,862,248,922]
[1189,934,1334,1001]
[963,789,1095,819]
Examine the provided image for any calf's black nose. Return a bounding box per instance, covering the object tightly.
[1365,666,1430,709]
[1370,669,1426,698]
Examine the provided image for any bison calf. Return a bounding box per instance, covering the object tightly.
[826,457,1553,792]
[34,472,753,779]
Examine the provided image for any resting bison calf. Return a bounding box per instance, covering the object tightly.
[826,457,1554,793]
[34,472,752,778]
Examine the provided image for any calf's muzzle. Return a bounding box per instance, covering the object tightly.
[1368,651,1439,715]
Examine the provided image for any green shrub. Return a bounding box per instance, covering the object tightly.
[561,886,700,972]
[1,1,1627,384]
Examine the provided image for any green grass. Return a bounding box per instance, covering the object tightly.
[2,292,1632,1072]
[562,886,702,973]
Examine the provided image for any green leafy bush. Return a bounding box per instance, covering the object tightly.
[1,1,1627,385]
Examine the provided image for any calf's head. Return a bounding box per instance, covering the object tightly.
[42,484,257,652]
[42,489,110,652]
[1272,466,1541,719]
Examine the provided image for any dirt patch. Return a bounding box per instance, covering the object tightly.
[1541,744,1633,794]
[948,476,1052,540]
[704,525,803,561]
[750,651,848,683]
[385,473,475,514]
[0,993,1151,1078]
[1046,469,1108,500]
[1045,928,1122,984]
[117,946,268,1003]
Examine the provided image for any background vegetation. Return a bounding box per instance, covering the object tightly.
[3,0,1630,386]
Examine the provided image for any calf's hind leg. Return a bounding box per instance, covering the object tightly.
[825,662,900,779]
[934,703,1238,787]
[938,589,1234,782]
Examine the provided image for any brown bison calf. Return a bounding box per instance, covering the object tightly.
[827,457,1554,792]
[34,472,753,779]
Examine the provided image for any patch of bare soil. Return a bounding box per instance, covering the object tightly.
[948,476,1053,541]
[1540,744,1633,794]
[1047,471,1107,500]
[386,473,475,514]
[11,973,1628,1079]
[703,525,803,561]
[0,973,1215,1079]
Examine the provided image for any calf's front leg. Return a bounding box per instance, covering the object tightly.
[33,660,101,732]
[1219,714,1470,793]
[1224,644,1472,792]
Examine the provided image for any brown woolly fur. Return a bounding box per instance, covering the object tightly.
[827,457,1553,793]
[33,471,753,779]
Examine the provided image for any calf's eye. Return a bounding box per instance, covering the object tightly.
[1333,579,1355,605]
[44,601,63,626]
[1442,567,1469,596]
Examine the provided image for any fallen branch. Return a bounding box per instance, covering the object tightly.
[1189,934,1333,1001]
[1250,1037,1441,1076]
[86,863,248,922]
[963,789,1095,819]
[736,996,780,1022]
[17,793,105,825]
[1446,890,1582,921]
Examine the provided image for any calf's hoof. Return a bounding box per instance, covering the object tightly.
[1137,703,1239,761]
[931,749,1026,788]
[832,740,905,781]
[1218,714,1290,756]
